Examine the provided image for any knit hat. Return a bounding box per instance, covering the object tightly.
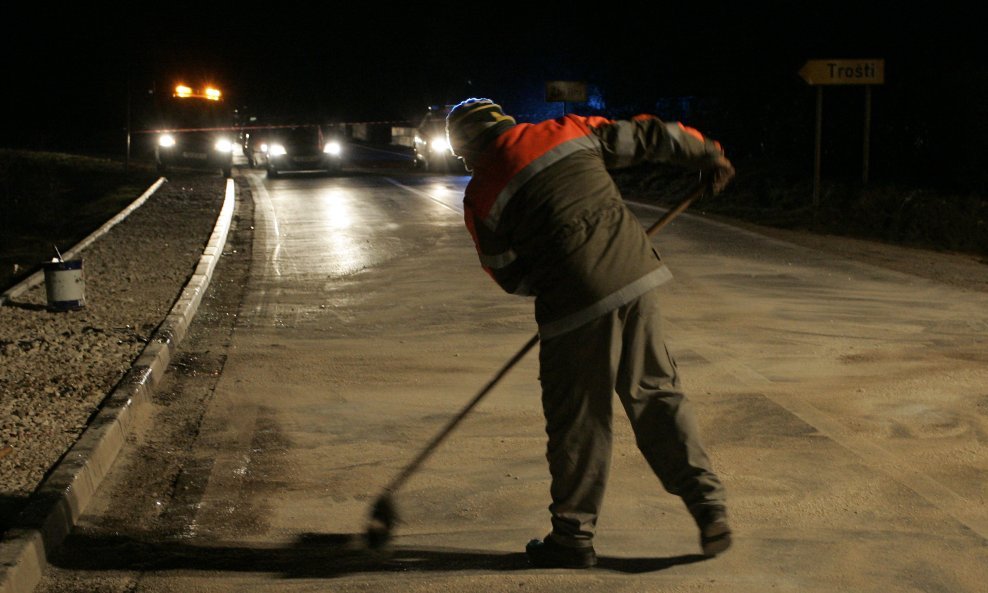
[445,98,516,157]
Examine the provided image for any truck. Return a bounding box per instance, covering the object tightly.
[152,83,235,178]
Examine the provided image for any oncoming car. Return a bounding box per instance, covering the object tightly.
[413,105,467,173]
[153,84,235,178]
[265,126,343,178]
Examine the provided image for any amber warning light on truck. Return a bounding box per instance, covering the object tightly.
[172,84,223,101]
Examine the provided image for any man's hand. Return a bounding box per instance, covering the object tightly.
[703,154,736,195]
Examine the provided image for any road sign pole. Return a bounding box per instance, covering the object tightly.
[863,85,872,185]
[814,86,823,210]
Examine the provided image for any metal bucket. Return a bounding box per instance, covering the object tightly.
[43,259,85,310]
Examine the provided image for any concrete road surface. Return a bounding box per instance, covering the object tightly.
[37,168,988,592]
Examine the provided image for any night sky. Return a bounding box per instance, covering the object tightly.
[5,2,984,167]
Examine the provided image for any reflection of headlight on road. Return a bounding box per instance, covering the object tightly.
[158,134,176,148]
[269,144,287,156]
[214,139,233,153]
[430,136,450,153]
[323,141,342,156]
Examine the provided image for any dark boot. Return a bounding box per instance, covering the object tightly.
[525,535,597,568]
[697,508,732,557]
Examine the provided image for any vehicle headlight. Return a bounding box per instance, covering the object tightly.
[323,141,342,156]
[214,139,233,153]
[260,143,269,153]
[269,144,287,156]
[158,134,176,148]
[430,136,450,153]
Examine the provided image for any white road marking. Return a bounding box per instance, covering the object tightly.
[382,177,464,215]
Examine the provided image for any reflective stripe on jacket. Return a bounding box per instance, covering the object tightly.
[463,113,724,339]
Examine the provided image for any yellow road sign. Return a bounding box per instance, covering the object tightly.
[799,59,885,85]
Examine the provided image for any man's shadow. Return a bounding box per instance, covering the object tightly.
[50,531,708,578]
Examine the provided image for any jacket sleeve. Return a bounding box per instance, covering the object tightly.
[464,201,534,296]
[590,114,724,170]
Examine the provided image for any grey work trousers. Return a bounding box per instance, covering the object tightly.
[537,288,726,547]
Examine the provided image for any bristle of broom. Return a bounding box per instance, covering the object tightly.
[366,493,398,549]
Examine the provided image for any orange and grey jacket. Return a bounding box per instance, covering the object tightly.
[463,113,724,340]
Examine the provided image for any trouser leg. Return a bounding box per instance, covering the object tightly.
[538,315,617,547]
[614,289,726,519]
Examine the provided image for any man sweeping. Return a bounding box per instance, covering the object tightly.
[446,98,736,568]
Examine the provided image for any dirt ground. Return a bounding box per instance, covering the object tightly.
[25,169,987,593]
[709,214,988,295]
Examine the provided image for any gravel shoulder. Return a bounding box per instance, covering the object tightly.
[2,169,985,537]
[0,173,227,533]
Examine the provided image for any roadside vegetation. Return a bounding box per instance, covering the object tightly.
[613,157,988,259]
[0,149,158,290]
